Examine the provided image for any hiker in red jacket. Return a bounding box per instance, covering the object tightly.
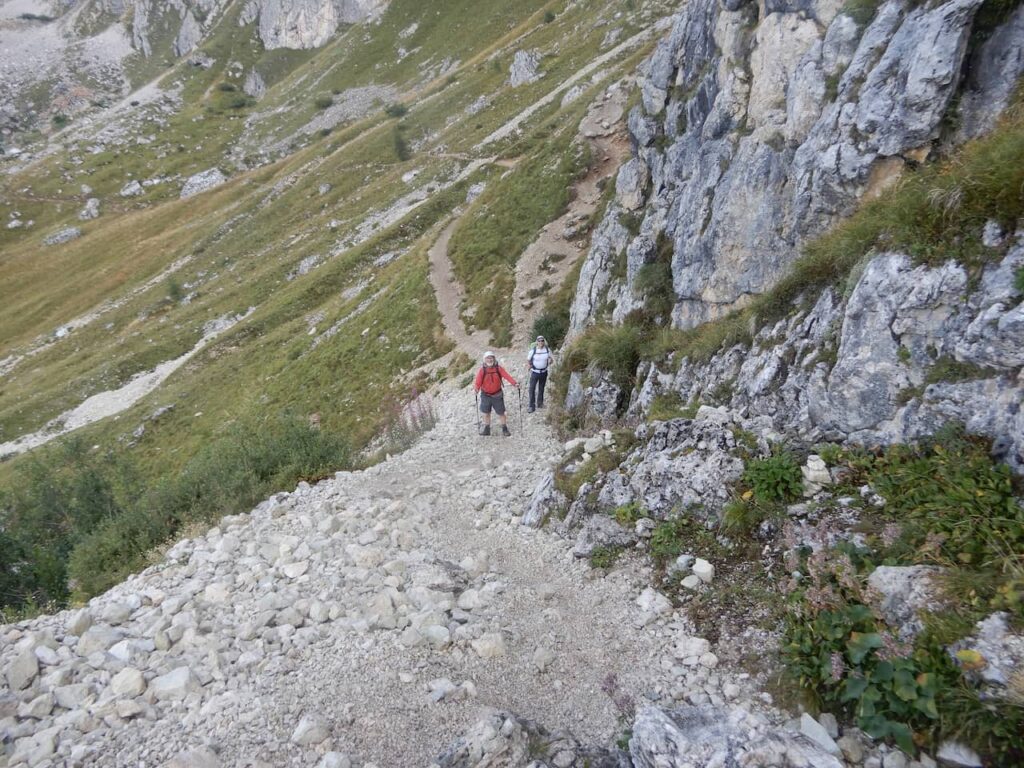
[474,351,518,436]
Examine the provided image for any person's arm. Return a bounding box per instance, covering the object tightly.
[473,368,483,392]
[499,366,518,387]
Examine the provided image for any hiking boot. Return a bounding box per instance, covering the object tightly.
[501,425,511,437]
[480,425,490,436]
[538,402,545,409]
[527,406,535,413]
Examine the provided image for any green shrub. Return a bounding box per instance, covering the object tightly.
[590,545,623,569]
[614,501,644,526]
[783,428,1024,761]
[649,516,691,565]
[784,601,943,753]
[573,323,645,391]
[647,392,698,421]
[217,82,237,92]
[841,0,882,26]
[865,427,1023,569]
[167,278,183,302]
[743,452,803,503]
[392,126,411,161]
[1014,266,1024,294]
[385,103,408,118]
[314,95,333,110]
[923,356,1000,386]
[634,260,675,319]
[532,311,569,350]
[543,10,556,23]
[721,497,781,535]
[0,415,351,609]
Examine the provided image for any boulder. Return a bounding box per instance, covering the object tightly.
[180,168,227,199]
[867,565,943,641]
[120,180,143,197]
[636,587,673,616]
[111,668,146,697]
[166,746,221,768]
[470,633,507,659]
[948,612,1024,695]
[521,471,567,528]
[148,667,200,702]
[799,712,840,755]
[43,227,82,246]
[5,646,39,690]
[573,515,636,558]
[291,714,330,746]
[936,741,983,767]
[509,50,542,86]
[691,558,714,584]
[630,705,843,768]
[78,197,100,220]
[76,625,123,656]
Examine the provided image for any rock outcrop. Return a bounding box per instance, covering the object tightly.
[568,0,1024,333]
[622,242,1024,471]
[240,0,388,50]
[629,704,843,768]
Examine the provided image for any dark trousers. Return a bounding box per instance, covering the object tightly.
[529,370,548,409]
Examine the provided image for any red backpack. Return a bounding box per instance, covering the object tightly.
[480,365,503,395]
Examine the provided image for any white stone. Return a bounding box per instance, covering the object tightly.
[111,668,146,697]
[471,633,507,659]
[692,558,715,584]
[100,602,132,625]
[291,714,330,746]
[936,742,983,767]
[533,646,555,672]
[76,625,122,656]
[148,667,199,702]
[318,753,352,768]
[680,574,702,590]
[203,583,232,603]
[66,609,92,636]
[282,560,309,578]
[6,646,39,690]
[637,587,673,615]
[800,712,840,755]
[180,168,227,199]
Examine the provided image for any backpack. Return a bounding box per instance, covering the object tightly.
[480,365,503,395]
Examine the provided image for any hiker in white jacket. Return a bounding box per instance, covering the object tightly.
[526,335,552,413]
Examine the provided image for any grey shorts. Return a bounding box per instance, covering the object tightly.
[479,392,506,415]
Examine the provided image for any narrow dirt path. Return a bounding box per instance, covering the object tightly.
[511,83,633,350]
[427,218,495,360]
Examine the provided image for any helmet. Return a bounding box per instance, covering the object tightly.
[482,351,496,361]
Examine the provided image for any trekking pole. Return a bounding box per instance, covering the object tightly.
[474,391,480,434]
[518,386,523,439]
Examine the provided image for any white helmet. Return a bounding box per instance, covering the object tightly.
[482,351,496,361]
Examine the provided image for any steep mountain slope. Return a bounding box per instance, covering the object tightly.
[0,0,671,610]
[2,0,1023,766]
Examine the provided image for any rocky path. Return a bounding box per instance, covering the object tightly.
[0,377,670,767]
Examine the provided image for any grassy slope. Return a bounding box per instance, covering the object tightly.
[0,0,655,497]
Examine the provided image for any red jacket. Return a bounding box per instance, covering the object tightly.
[474,364,517,395]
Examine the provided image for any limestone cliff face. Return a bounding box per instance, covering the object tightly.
[569,0,1024,334]
[565,0,1024,467]
[240,0,387,50]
